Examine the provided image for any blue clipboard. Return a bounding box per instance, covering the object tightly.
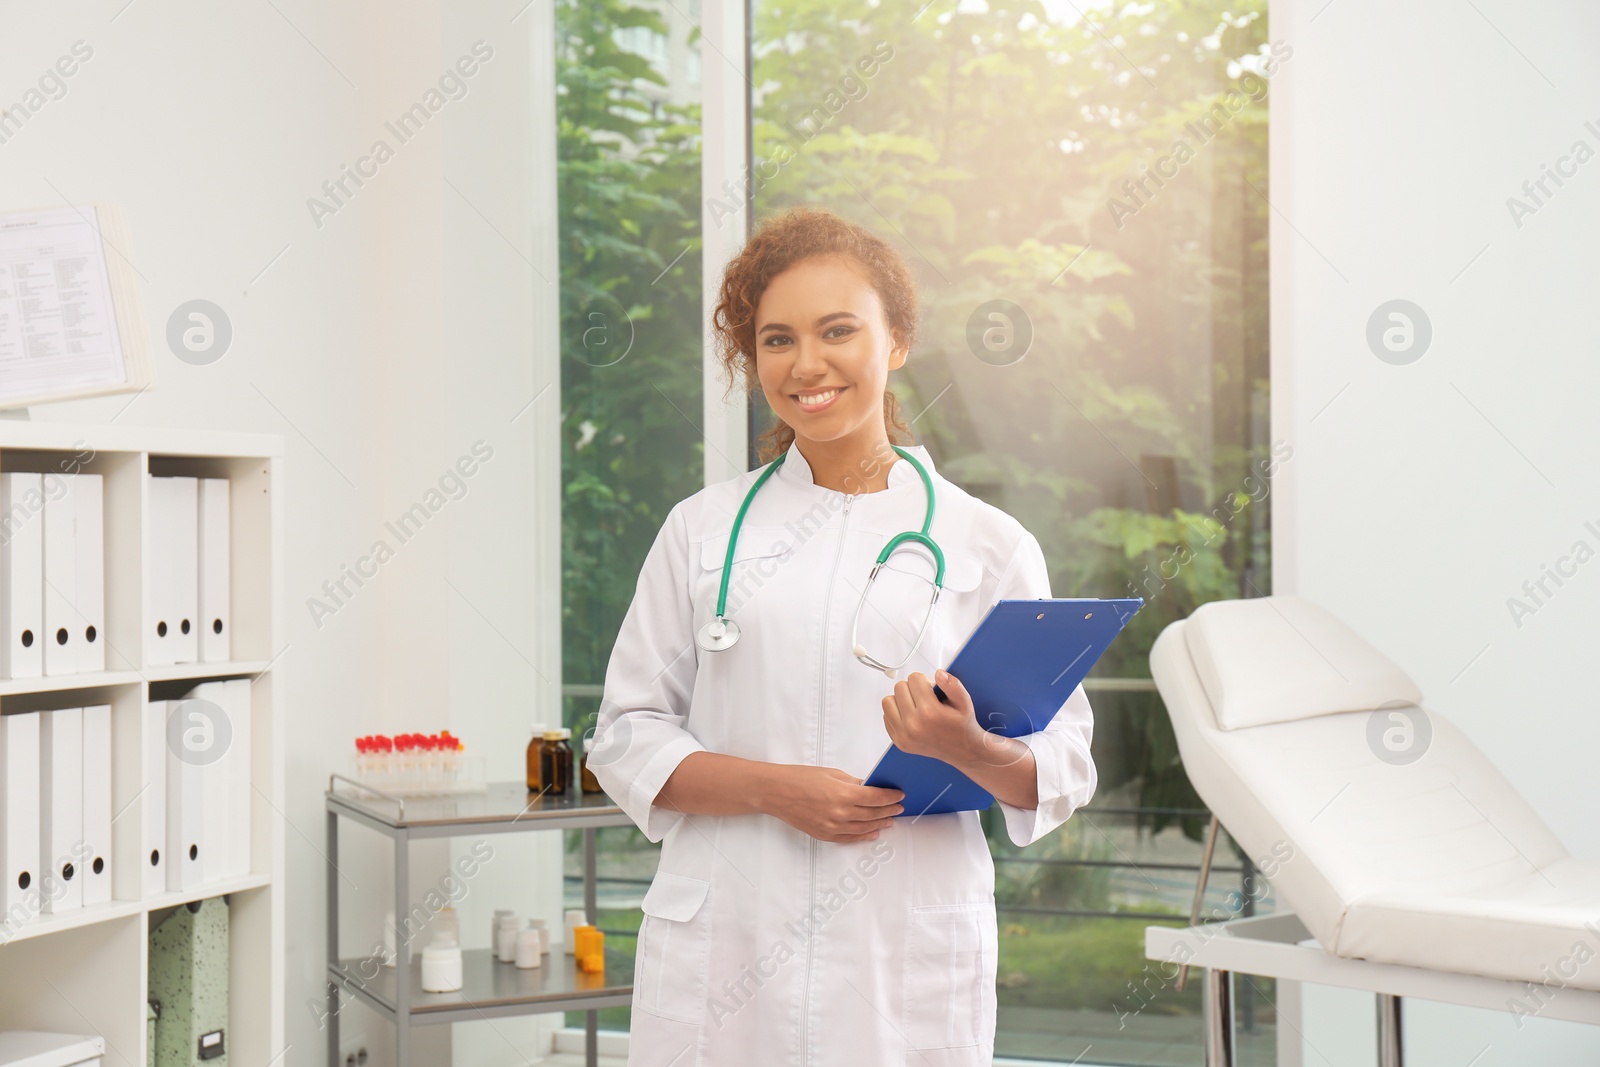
[865,597,1144,816]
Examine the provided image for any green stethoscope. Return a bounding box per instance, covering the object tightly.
[695,445,945,678]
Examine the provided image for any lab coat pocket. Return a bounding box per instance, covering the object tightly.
[629,1007,702,1067]
[871,544,983,593]
[853,547,983,674]
[902,901,998,1051]
[636,872,714,1025]
[696,525,795,575]
[694,525,796,619]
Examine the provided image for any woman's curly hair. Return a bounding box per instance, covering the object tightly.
[710,205,920,464]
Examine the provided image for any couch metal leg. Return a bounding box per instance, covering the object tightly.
[1204,967,1236,1067]
[1177,814,1222,993]
[1377,993,1403,1067]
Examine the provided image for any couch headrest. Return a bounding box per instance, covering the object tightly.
[1183,595,1423,730]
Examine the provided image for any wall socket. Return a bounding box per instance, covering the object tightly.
[339,1034,370,1067]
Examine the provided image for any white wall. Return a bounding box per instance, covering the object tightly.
[0,2,556,1064]
[1271,0,1600,1062]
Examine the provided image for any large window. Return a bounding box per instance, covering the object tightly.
[557,0,1278,1059]
[747,2,1276,1061]
[554,0,704,1032]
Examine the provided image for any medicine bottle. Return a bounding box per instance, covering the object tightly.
[526,722,547,793]
[580,733,604,794]
[540,728,573,794]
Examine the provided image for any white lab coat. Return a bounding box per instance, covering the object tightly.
[589,440,1097,1067]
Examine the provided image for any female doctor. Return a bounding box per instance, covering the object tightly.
[588,205,1097,1067]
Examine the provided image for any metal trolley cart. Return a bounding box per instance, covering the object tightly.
[325,779,636,1067]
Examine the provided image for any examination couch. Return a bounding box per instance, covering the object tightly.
[1146,595,1600,1065]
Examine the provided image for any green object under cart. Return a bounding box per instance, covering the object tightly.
[149,897,229,1066]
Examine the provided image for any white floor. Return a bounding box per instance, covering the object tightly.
[545,1030,1120,1066]
[544,1059,1106,1067]
[542,1056,1113,1067]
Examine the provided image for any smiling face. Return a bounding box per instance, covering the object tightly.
[753,255,908,459]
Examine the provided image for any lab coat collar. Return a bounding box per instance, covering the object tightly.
[774,438,934,496]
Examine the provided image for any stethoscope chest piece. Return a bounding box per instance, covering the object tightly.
[696,615,741,652]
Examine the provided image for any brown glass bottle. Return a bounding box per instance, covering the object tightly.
[580,733,603,795]
[540,728,573,794]
[525,723,547,793]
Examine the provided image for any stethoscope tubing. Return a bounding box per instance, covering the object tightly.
[698,444,943,675]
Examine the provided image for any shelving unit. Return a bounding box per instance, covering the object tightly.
[0,420,285,1066]
[325,781,635,1067]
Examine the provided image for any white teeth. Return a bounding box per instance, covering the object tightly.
[796,388,840,405]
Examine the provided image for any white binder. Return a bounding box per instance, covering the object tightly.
[0,711,41,916]
[41,475,77,677]
[197,478,231,662]
[165,699,205,891]
[225,677,252,878]
[39,706,84,914]
[0,473,44,680]
[147,477,173,666]
[80,703,112,907]
[142,700,167,898]
[186,683,229,886]
[149,476,199,667]
[73,474,106,674]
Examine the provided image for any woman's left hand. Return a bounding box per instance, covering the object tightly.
[882,669,985,765]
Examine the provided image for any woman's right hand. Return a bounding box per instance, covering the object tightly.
[761,765,905,843]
